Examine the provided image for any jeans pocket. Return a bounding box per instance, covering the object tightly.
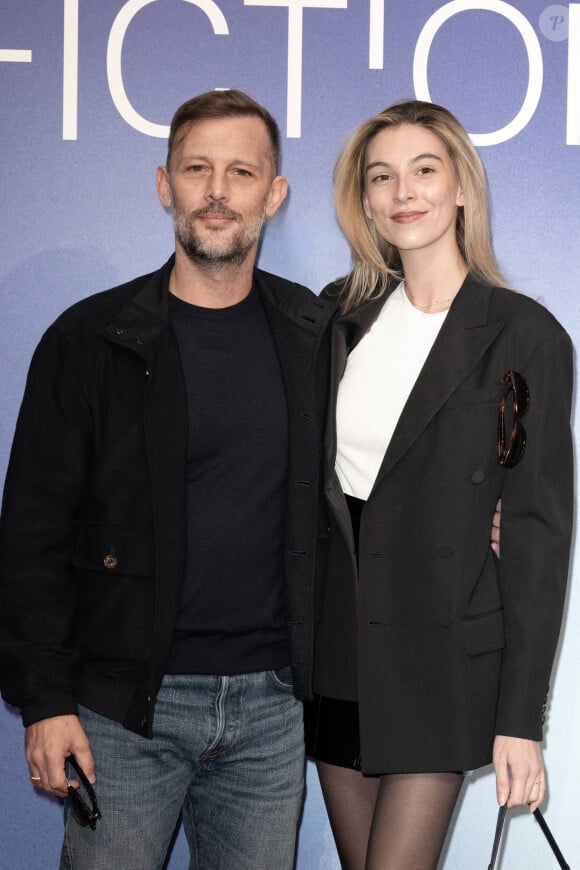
[268,665,294,693]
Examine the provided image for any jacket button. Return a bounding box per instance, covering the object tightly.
[114,327,125,336]
[103,553,118,569]
[437,545,455,559]
[471,470,485,484]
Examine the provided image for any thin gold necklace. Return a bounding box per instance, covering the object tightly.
[403,282,454,310]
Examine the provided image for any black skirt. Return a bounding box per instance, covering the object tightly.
[304,693,362,770]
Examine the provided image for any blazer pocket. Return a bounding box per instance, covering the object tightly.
[462,608,505,656]
[72,524,154,577]
[445,387,500,409]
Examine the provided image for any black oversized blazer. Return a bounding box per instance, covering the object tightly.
[315,274,573,774]
[0,256,334,735]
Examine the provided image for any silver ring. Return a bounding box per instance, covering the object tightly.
[30,775,41,781]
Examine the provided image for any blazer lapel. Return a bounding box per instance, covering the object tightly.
[325,292,391,549]
[370,276,505,495]
[324,292,390,477]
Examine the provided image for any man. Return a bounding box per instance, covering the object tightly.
[0,90,334,869]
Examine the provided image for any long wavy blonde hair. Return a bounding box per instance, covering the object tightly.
[333,100,508,313]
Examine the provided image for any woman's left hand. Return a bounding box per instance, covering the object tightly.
[493,734,545,812]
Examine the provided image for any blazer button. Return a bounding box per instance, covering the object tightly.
[103,553,118,569]
[471,470,485,484]
[437,545,455,559]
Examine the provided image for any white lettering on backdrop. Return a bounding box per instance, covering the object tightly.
[3,0,578,145]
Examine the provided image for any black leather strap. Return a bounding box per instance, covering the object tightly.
[533,808,570,869]
[488,804,570,869]
[488,803,507,869]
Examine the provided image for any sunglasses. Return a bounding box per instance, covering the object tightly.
[497,370,530,468]
[65,754,101,830]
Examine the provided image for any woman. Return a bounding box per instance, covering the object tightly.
[305,101,573,868]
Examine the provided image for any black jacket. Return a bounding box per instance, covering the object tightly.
[315,275,573,773]
[0,257,334,736]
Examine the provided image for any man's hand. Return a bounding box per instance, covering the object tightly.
[493,734,545,813]
[491,498,501,556]
[25,715,95,797]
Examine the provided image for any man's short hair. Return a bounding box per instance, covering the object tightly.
[166,89,281,175]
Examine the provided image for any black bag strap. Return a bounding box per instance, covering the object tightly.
[533,808,570,869]
[488,804,570,869]
[488,804,507,869]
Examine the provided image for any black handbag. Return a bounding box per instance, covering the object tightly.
[488,803,570,869]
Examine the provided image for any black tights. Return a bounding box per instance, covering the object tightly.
[317,762,464,870]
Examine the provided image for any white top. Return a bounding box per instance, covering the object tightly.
[335,282,449,500]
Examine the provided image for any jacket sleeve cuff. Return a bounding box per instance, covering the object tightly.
[21,695,79,727]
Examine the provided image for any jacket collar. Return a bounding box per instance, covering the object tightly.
[131,255,174,322]
[106,255,334,336]
[102,257,174,369]
[253,268,335,338]
[324,282,395,480]
[104,255,335,369]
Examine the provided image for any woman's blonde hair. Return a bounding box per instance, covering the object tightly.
[333,100,507,312]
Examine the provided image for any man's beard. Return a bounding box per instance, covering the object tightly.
[173,203,266,268]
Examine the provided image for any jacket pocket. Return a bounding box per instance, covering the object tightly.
[462,608,505,656]
[72,524,154,577]
[445,386,499,409]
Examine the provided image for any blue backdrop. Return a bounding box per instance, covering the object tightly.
[1,1,579,866]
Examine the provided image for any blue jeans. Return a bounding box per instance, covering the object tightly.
[60,668,305,869]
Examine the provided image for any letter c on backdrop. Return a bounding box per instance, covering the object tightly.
[106,0,230,138]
